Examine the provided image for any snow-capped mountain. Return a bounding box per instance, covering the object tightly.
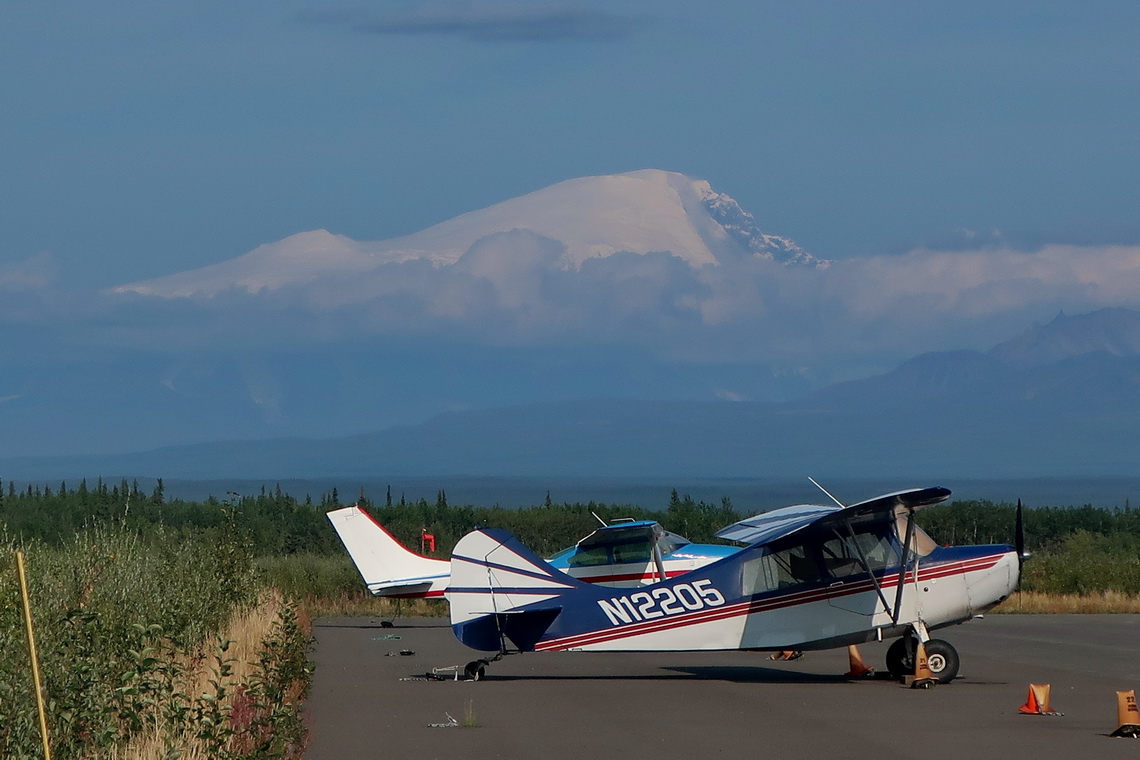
[113,170,824,297]
[698,182,819,266]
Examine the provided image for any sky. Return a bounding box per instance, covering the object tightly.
[3,1,1140,458]
[3,1,1139,288]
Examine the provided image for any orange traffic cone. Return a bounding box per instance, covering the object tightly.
[845,645,874,677]
[1111,690,1140,737]
[908,641,936,689]
[770,650,803,661]
[1019,684,1061,715]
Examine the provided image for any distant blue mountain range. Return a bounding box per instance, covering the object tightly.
[6,308,1139,482]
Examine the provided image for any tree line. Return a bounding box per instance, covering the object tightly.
[0,479,736,559]
[3,478,1139,594]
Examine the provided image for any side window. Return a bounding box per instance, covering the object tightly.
[855,530,899,571]
[742,542,821,593]
[612,540,651,564]
[820,536,863,578]
[821,525,901,579]
[741,552,779,594]
[775,543,821,584]
[568,546,610,567]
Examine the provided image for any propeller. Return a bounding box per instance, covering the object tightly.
[1015,498,1030,579]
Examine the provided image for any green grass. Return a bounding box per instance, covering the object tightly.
[0,526,310,759]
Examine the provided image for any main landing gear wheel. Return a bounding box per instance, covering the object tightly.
[464,660,487,681]
[886,637,960,683]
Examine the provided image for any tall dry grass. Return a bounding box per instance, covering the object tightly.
[299,591,447,619]
[994,589,1140,614]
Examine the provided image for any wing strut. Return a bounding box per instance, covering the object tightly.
[652,542,666,583]
[891,508,917,624]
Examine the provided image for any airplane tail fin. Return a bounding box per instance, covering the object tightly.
[449,528,580,651]
[326,506,449,596]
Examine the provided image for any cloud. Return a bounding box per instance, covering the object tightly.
[303,2,650,43]
[8,238,1140,455]
[0,251,58,291]
[17,236,1140,392]
[826,244,1140,322]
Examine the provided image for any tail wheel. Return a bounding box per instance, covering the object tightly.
[886,637,960,683]
[464,660,487,681]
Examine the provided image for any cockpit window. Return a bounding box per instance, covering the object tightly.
[611,540,651,564]
[568,546,610,567]
[741,541,822,595]
[738,540,820,592]
[570,523,661,566]
[655,530,690,557]
[821,523,899,579]
[896,514,938,557]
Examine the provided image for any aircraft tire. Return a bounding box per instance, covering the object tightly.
[885,637,960,683]
[464,660,487,681]
[885,637,912,679]
[923,639,960,683]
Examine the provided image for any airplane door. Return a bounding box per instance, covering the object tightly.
[823,531,900,625]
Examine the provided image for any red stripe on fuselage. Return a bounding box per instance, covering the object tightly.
[535,554,1005,651]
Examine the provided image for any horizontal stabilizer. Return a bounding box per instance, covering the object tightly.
[367,579,437,595]
[455,607,564,652]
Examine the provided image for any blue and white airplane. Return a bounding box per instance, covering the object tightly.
[326,506,738,599]
[447,487,1026,683]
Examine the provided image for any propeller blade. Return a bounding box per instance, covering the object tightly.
[1015,498,1030,567]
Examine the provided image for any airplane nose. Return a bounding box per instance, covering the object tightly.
[966,550,1017,613]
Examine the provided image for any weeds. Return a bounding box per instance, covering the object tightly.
[0,527,311,759]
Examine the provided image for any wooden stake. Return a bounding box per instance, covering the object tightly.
[16,551,52,760]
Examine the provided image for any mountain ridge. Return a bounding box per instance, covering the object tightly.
[7,307,1139,481]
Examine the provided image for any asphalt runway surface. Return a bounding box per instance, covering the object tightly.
[304,614,1140,759]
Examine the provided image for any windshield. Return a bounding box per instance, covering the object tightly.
[896,514,938,557]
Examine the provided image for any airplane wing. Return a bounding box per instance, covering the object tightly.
[714,504,840,545]
[826,486,951,520]
[715,487,951,546]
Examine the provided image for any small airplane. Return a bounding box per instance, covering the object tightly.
[447,486,1027,683]
[326,505,739,600]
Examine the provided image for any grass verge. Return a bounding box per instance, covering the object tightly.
[994,590,1140,614]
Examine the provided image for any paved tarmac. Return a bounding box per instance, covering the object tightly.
[304,614,1140,760]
